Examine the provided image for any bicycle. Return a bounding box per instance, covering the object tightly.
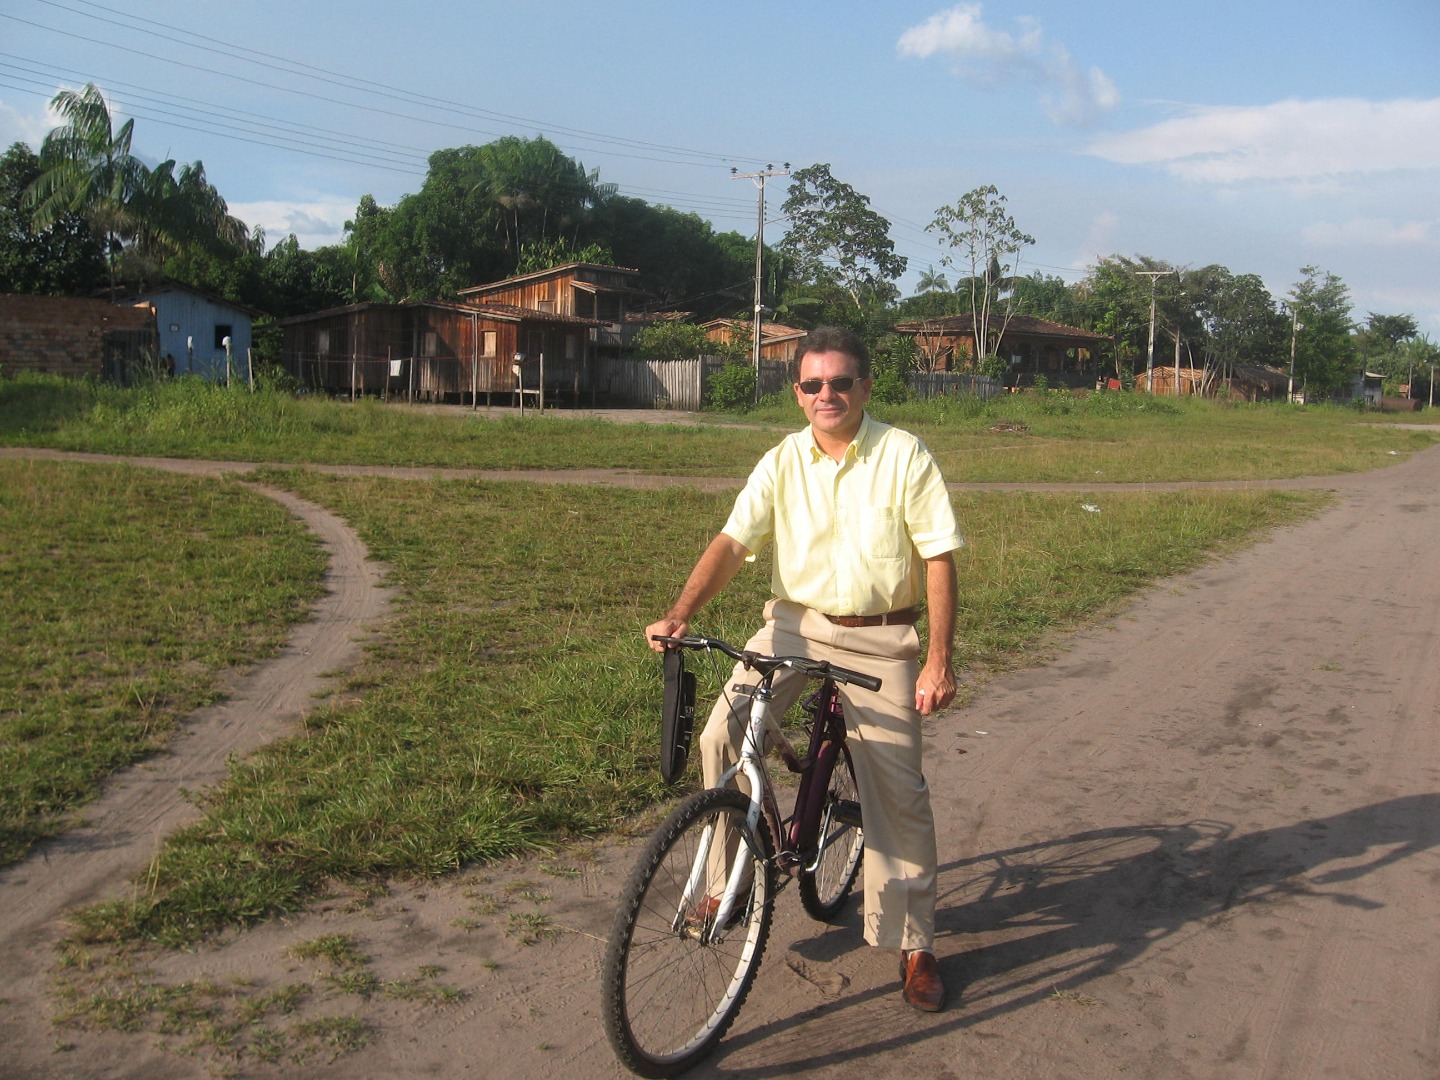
[600,634,881,1078]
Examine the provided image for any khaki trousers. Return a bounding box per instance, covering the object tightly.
[699,599,937,952]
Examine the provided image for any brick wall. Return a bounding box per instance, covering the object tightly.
[0,294,157,379]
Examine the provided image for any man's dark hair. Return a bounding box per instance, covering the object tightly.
[791,326,871,379]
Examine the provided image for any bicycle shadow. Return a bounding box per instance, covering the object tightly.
[702,792,1440,1077]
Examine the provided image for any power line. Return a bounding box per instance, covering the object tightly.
[14,0,777,171]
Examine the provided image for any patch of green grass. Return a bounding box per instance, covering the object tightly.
[0,459,328,866]
[3,372,1434,481]
[55,471,1324,946]
[506,912,558,945]
[288,934,367,970]
[54,936,453,1070]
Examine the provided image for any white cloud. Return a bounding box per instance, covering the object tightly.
[1302,217,1438,248]
[0,97,62,151]
[1077,209,1120,265]
[1088,98,1440,184]
[897,4,1118,127]
[230,197,355,250]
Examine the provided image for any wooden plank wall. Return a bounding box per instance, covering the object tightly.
[909,372,1005,400]
[593,356,789,410]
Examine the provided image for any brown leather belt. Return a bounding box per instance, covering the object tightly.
[822,606,922,628]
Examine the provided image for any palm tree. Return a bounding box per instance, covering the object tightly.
[128,159,253,280]
[916,265,948,293]
[24,83,148,293]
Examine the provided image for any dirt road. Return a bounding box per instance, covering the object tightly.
[2,445,1437,1079]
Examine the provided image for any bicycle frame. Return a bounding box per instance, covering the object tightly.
[676,676,782,942]
[676,666,852,943]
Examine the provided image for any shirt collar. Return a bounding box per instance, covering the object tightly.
[806,411,873,464]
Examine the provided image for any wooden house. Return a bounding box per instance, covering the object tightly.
[276,300,601,402]
[132,282,260,382]
[457,263,649,358]
[893,313,1104,384]
[700,319,807,361]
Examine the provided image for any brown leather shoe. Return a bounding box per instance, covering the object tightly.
[900,950,945,1012]
[684,895,720,930]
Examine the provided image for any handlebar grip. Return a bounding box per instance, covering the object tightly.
[840,671,882,693]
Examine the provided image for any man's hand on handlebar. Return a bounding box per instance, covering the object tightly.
[645,617,688,652]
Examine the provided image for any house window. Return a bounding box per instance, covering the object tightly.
[214,324,233,350]
[422,331,438,357]
[481,330,497,357]
[536,300,555,313]
[565,334,581,360]
[316,329,330,355]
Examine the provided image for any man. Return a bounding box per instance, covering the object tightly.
[645,326,961,1012]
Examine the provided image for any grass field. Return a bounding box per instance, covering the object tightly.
[0,372,1412,945]
[0,459,327,865]
[3,373,1436,481]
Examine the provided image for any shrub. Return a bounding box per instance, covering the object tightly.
[976,355,1008,380]
[704,361,756,411]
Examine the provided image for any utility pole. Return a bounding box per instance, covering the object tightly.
[1288,306,1303,403]
[732,163,789,400]
[1136,271,1172,394]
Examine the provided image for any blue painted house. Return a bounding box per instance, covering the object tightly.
[133,282,261,382]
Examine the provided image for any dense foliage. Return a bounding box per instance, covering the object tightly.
[5,83,1431,403]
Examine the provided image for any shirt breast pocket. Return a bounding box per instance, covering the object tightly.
[860,504,906,561]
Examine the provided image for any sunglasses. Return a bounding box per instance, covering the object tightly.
[796,376,860,395]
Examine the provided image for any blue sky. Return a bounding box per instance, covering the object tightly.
[3,0,1438,337]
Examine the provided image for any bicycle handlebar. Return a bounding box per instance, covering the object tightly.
[652,634,883,693]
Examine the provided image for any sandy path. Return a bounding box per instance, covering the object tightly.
[2,444,1438,1079]
[0,469,394,1076]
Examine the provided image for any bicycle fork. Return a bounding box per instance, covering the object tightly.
[672,682,786,944]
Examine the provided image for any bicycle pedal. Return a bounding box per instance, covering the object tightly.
[775,851,803,877]
[832,800,863,827]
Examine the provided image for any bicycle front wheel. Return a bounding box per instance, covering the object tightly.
[797,744,864,921]
[601,787,775,1078]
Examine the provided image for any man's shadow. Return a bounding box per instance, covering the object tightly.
[707,792,1440,1076]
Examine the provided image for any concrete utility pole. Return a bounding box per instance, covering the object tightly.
[1136,271,1173,394]
[1288,307,1303,402]
[732,164,789,400]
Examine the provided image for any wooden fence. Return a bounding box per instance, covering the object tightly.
[905,371,1005,400]
[594,355,789,410]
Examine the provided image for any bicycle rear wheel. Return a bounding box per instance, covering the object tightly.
[797,744,864,921]
[601,787,775,1078]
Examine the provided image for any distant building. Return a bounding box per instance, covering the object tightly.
[0,293,157,383]
[700,318,807,361]
[893,313,1104,384]
[458,263,650,359]
[130,282,260,382]
[275,300,601,402]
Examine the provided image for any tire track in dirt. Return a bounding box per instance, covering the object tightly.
[0,468,394,1072]
[3,442,1439,1080]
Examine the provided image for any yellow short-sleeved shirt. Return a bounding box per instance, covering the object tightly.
[721,413,963,617]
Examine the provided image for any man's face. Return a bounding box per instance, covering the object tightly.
[793,349,872,443]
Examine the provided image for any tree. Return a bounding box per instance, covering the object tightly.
[1010,271,1078,324]
[126,159,254,284]
[1364,312,1418,350]
[780,163,906,308]
[1357,312,1423,392]
[23,83,148,292]
[375,137,601,299]
[343,194,394,302]
[514,237,612,275]
[1288,266,1357,398]
[926,185,1035,362]
[915,265,948,294]
[0,141,105,294]
[1185,266,1285,387]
